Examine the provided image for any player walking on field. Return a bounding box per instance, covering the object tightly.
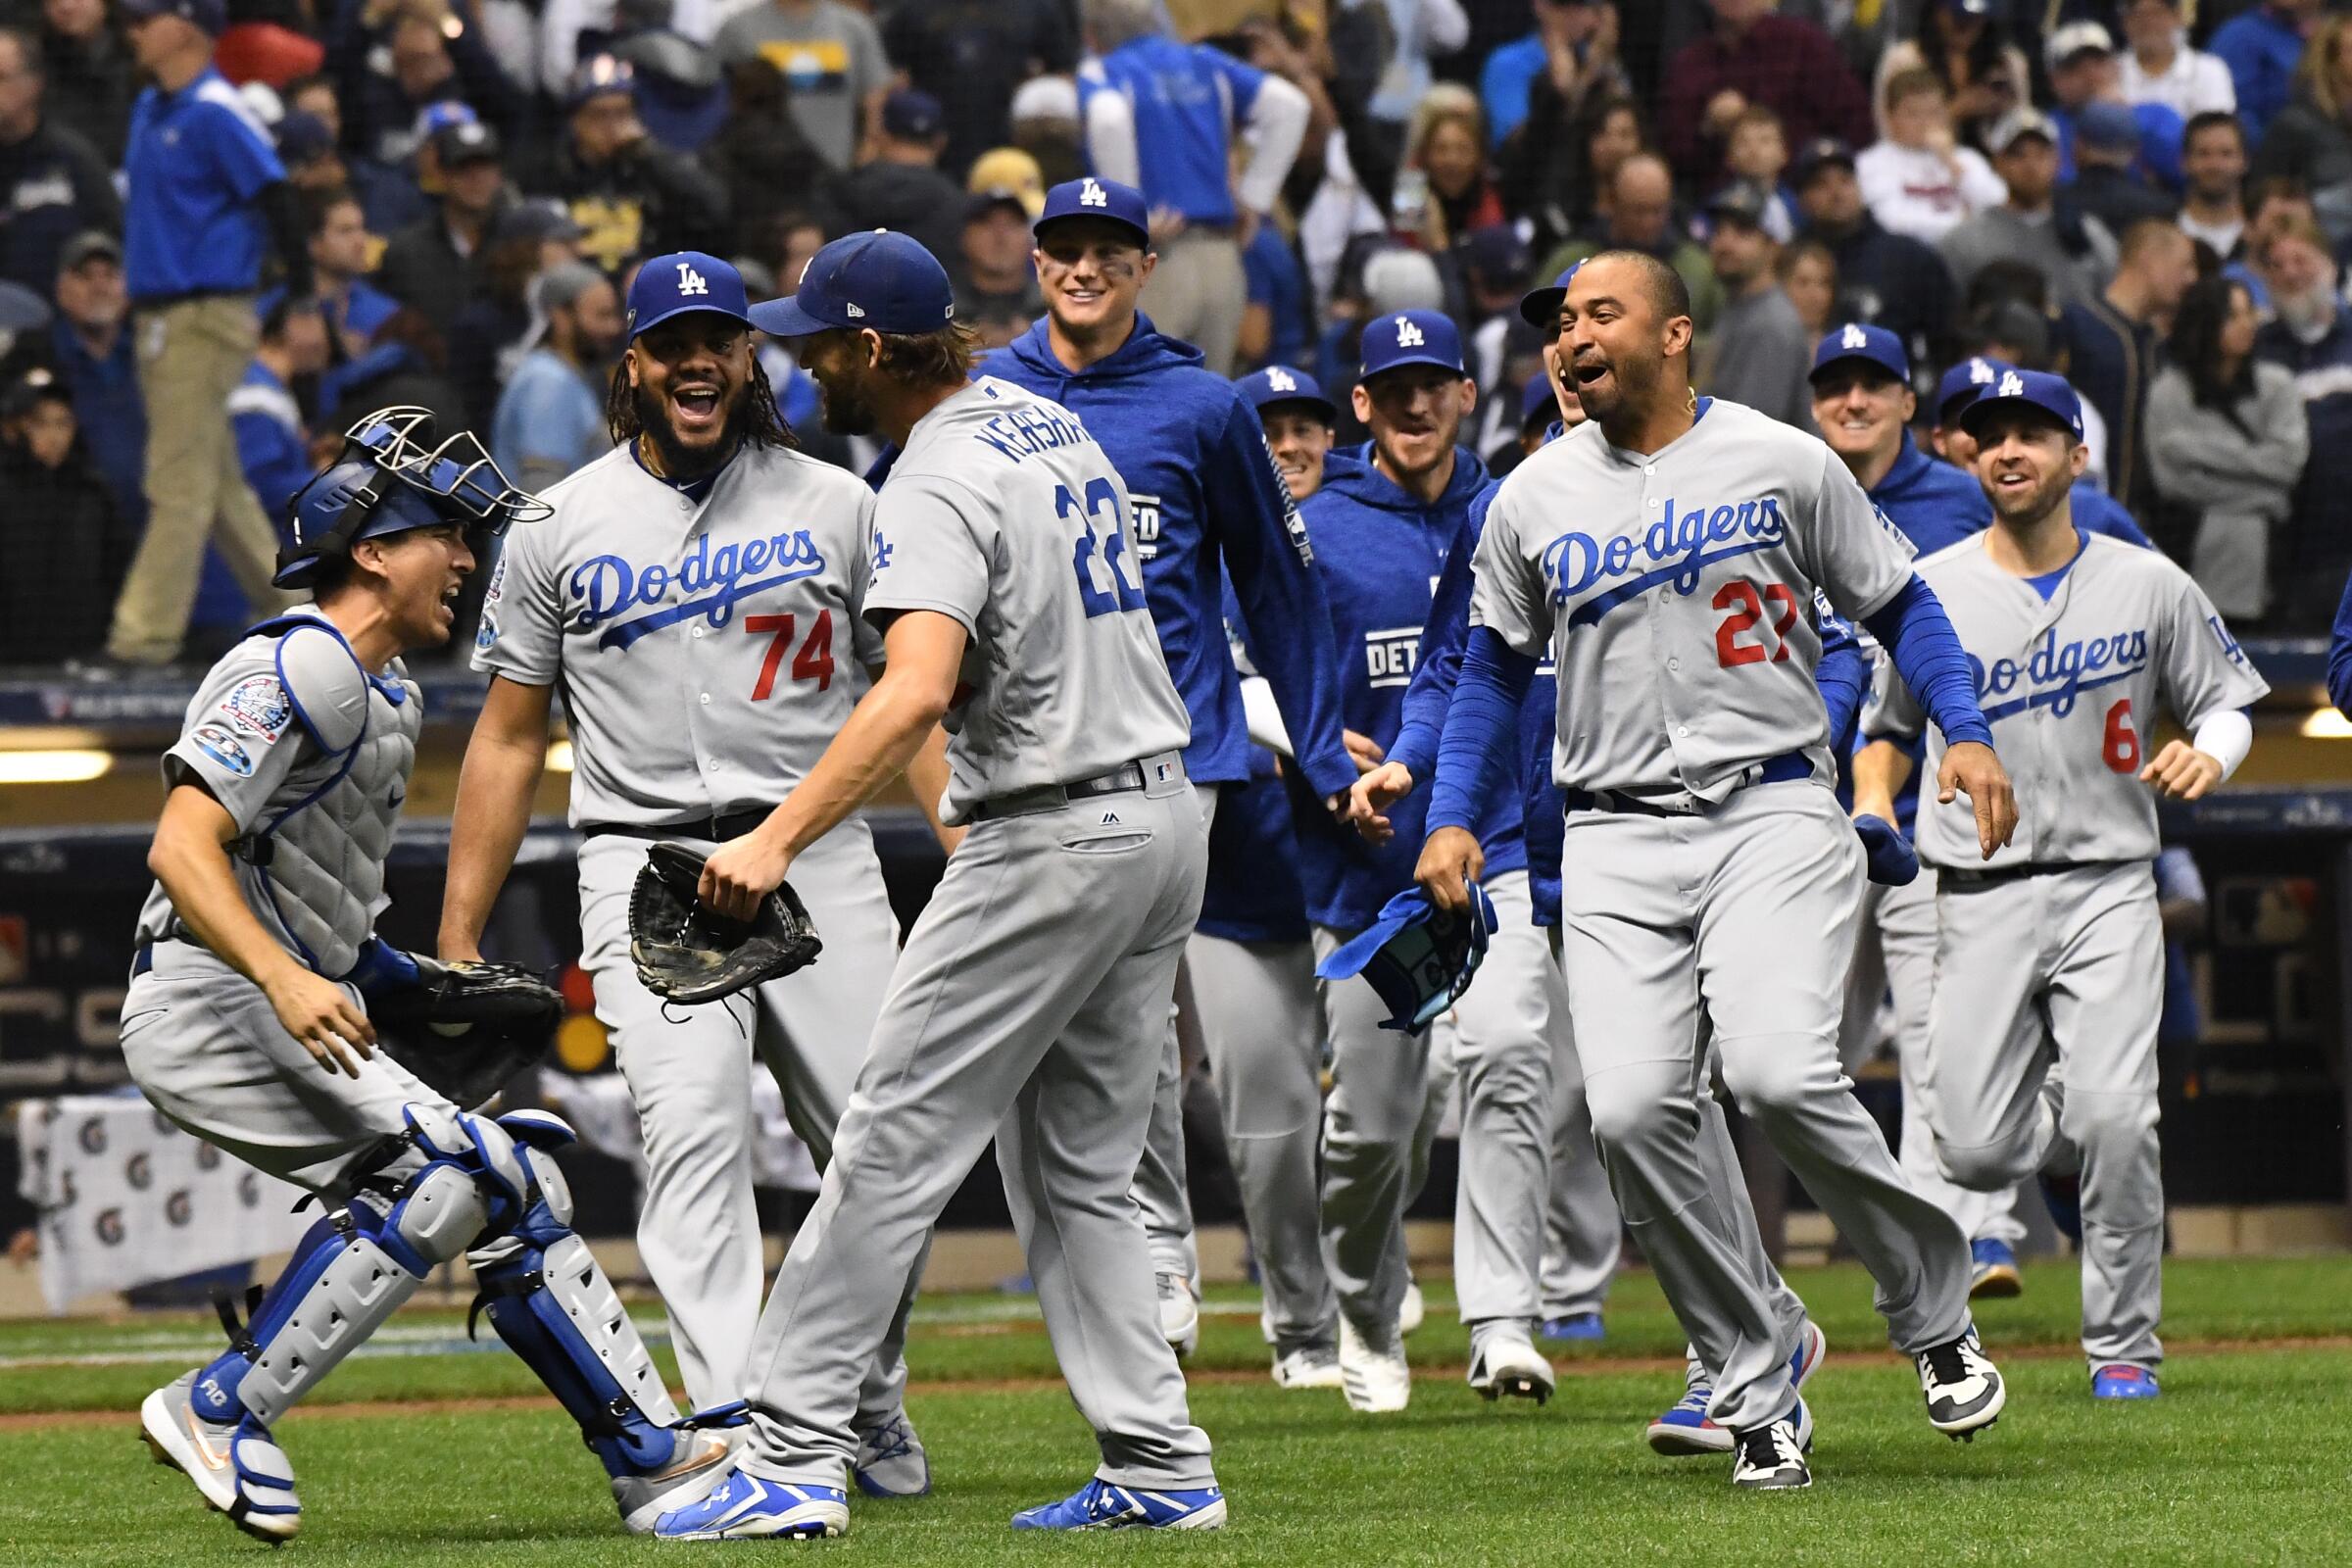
[1393,252,2016,1490]
[1859,370,2268,1402]
[442,254,938,1495]
[654,231,1226,1540]
[125,414,739,1541]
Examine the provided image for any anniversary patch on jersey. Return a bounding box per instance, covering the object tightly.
[190,723,255,778]
[217,675,291,742]
[1541,495,1789,628]
[1972,626,2151,722]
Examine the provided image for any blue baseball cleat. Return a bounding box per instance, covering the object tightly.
[1970,1238,2024,1298]
[1648,1319,1825,1456]
[1542,1312,1605,1343]
[653,1470,848,1540]
[1010,1479,1227,1532]
[2039,1173,2083,1244]
[2092,1364,2160,1400]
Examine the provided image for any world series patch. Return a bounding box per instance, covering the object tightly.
[190,724,255,778]
[218,675,291,742]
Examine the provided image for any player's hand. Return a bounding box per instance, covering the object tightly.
[1937,740,2018,858]
[1343,729,1386,774]
[699,829,795,923]
[264,965,375,1079]
[2140,741,2225,802]
[1415,825,1484,913]
[1348,760,1415,844]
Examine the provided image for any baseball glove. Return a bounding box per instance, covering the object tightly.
[369,956,562,1108]
[628,840,822,1005]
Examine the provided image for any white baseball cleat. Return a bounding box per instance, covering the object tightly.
[1157,1272,1200,1358]
[1270,1345,1345,1390]
[653,1471,849,1540]
[1338,1315,1410,1413]
[139,1371,301,1542]
[1730,1397,1814,1491]
[615,1426,742,1534]
[851,1408,931,1497]
[1916,1329,2006,1439]
[1468,1333,1555,1405]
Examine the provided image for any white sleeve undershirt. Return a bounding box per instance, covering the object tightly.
[2191,708,2252,781]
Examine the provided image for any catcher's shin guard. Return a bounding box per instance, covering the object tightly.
[465,1111,697,1479]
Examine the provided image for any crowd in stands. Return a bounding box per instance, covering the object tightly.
[0,0,2341,666]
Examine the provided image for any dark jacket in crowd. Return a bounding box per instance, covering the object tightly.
[0,440,125,662]
[1804,211,1957,372]
[2258,312,2352,623]
[2068,165,2179,240]
[518,136,731,274]
[38,24,139,167]
[0,118,123,299]
[829,160,966,275]
[376,207,490,333]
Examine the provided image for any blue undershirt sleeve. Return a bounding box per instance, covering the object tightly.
[1427,626,1538,833]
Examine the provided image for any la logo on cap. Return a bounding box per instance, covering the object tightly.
[1080,178,1108,208]
[1266,367,1298,392]
[1395,316,1425,348]
[1998,370,2025,397]
[1840,322,1868,350]
[1971,358,1995,383]
[675,260,708,297]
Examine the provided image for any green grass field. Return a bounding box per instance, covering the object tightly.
[5,1254,2349,1565]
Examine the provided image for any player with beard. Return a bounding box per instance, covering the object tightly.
[443,253,944,1499]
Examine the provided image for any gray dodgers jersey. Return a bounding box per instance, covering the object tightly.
[474,442,883,827]
[1469,398,1915,802]
[136,612,422,978]
[866,375,1191,824]
[1865,530,2268,868]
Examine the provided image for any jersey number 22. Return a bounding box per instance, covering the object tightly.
[1062,478,1148,618]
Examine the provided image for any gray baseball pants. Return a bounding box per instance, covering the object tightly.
[1132,785,1222,1291]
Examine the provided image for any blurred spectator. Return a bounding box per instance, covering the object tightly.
[1239,213,1310,375]
[1007,74,1083,188]
[261,187,399,361]
[2251,14,2352,250]
[1723,105,1796,242]
[1872,0,2028,153]
[965,145,1047,222]
[343,0,514,170]
[271,107,423,243]
[44,230,142,529]
[523,54,727,273]
[37,0,139,166]
[1500,88,1643,254]
[539,0,734,103]
[1657,0,1869,188]
[0,25,123,299]
[1941,107,2115,310]
[108,0,306,667]
[0,368,123,662]
[490,260,617,491]
[1700,181,1812,430]
[954,188,1044,351]
[1792,135,1954,369]
[711,0,890,174]
[2211,0,2319,144]
[2062,218,2196,515]
[447,197,582,426]
[2246,177,2323,309]
[2252,212,2352,624]
[229,294,327,524]
[880,0,1074,178]
[2071,101,2180,235]
[2118,0,2236,123]
[1543,151,1721,336]
[1460,224,1540,456]
[1078,0,1309,376]
[1777,236,1837,340]
[2046,22,2183,191]
[2180,111,2252,262]
[2147,273,2308,619]
[1367,0,1469,139]
[320,304,463,432]
[704,57,826,262]
[602,2,730,155]
[1483,0,1625,154]
[375,118,507,329]
[833,88,962,272]
[1857,66,2005,244]
[1396,86,1504,257]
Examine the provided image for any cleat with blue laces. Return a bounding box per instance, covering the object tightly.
[653,1470,848,1541]
[1969,1239,2024,1298]
[1010,1478,1227,1531]
[852,1409,930,1498]
[1542,1312,1605,1342]
[2091,1364,2159,1400]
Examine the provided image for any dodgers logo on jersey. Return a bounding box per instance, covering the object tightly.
[1973,626,2151,722]
[1540,495,1789,627]
[218,675,290,742]
[571,528,829,651]
[191,723,255,778]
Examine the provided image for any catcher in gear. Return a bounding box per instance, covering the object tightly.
[630,841,823,1005]
[351,942,564,1106]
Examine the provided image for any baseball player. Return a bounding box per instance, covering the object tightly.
[1401,252,2015,1490]
[1861,370,2268,1401]
[125,413,737,1541]
[654,230,1224,1540]
[1929,355,2152,549]
[440,254,936,1495]
[984,177,1356,1354]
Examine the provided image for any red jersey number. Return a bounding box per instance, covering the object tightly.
[747,611,836,700]
[2102,699,2139,773]
[1713,580,1799,667]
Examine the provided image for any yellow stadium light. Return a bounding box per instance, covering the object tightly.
[0,750,115,783]
[546,740,575,773]
[2301,709,2352,740]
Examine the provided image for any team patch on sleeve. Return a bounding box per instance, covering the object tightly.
[190,723,256,777]
[217,675,292,741]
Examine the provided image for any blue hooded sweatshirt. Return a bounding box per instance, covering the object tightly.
[1199,577,1311,945]
[983,315,1356,802]
[1281,444,1515,931]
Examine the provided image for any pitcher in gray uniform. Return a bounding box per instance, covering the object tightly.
[1860,370,2268,1401]
[125,412,738,1543]
[441,254,939,1494]
[652,230,1224,1541]
[1401,252,2016,1490]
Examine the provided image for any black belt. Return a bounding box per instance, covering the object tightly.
[581,808,777,843]
[970,760,1154,822]
[1563,752,1811,818]
[1937,858,2139,886]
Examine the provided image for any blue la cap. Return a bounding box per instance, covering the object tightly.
[626,251,754,339]
[1033,176,1151,249]
[1810,320,1909,384]
[1957,367,2084,442]
[1238,364,1336,424]
[1521,368,1561,426]
[1359,309,1464,381]
[1934,355,2011,424]
[1517,262,1581,328]
[1315,884,1499,1032]
[749,230,956,338]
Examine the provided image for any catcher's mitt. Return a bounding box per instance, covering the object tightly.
[629,840,822,1005]
[370,956,562,1108]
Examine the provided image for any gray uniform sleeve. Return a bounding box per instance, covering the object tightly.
[846,482,888,668]
[1465,483,1549,659]
[2160,571,2270,728]
[864,472,996,637]
[1795,444,1915,622]
[164,636,356,834]
[472,510,564,685]
[1860,645,1926,743]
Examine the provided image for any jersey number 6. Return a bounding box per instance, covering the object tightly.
[1713,579,1799,666]
[746,611,835,698]
[1062,478,1149,618]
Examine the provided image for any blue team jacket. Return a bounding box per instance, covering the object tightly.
[983,317,1355,800]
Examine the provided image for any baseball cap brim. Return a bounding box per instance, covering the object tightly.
[1032,210,1150,249]
[745,293,836,339]
[633,298,756,339]
[1256,390,1338,423]
[1957,393,2075,440]
[1362,350,1466,381]
[1807,350,1904,385]
[1517,285,1567,329]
